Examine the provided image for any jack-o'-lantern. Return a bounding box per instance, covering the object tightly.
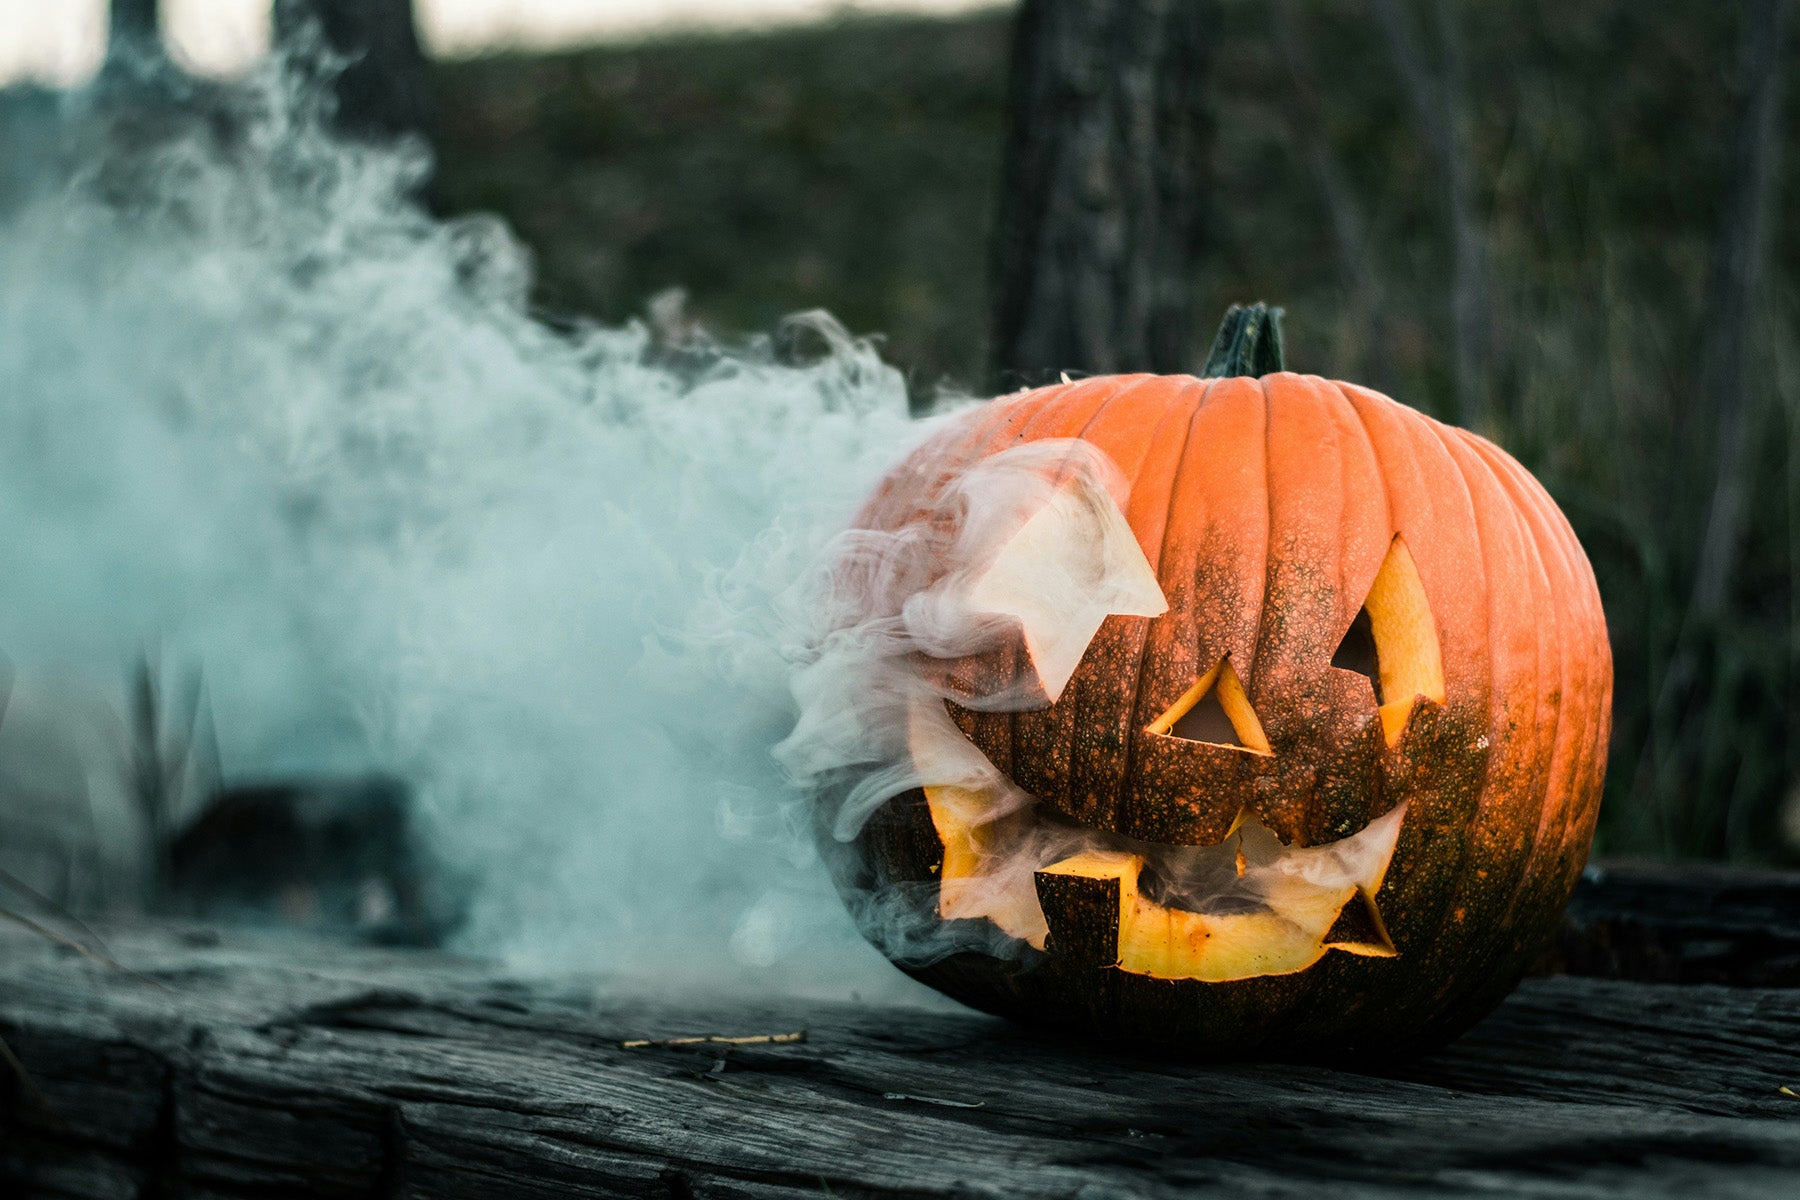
[805,306,1611,1060]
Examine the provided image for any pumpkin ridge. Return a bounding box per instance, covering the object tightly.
[1395,416,1518,1016]
[1445,430,1564,966]
[1068,374,1173,490]
[1121,377,1272,845]
[1257,374,1342,839]
[1115,377,1216,833]
[1336,386,1493,1001]
[1068,377,1195,827]
[1014,375,1133,442]
[1319,377,1397,724]
[1463,435,1593,938]
[941,384,1092,776]
[1381,394,1497,753]
[1329,382,1416,766]
[1254,374,1277,695]
[1005,376,1144,794]
[1254,377,1390,1043]
[1315,379,1401,830]
[1051,372,1171,815]
[1551,452,1611,847]
[973,380,1065,448]
[1332,387,1364,629]
[1333,379,1395,552]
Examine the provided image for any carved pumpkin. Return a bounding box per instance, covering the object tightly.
[818,308,1612,1060]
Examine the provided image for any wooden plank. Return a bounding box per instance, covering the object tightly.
[3,920,1799,1199]
[1547,860,1800,986]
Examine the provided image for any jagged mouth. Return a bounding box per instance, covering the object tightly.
[883,464,1426,983]
[924,783,1405,983]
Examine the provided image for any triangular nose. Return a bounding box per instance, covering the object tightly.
[1172,685,1242,747]
[1146,657,1271,755]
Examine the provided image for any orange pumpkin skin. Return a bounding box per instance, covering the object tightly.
[840,372,1613,1060]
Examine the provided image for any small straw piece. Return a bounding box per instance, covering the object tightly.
[0,907,172,994]
[620,1031,806,1050]
[883,1092,985,1109]
[0,863,117,959]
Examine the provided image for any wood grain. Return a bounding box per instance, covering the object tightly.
[3,904,1798,1199]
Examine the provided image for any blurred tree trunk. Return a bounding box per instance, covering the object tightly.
[1369,0,1491,429]
[273,0,434,144]
[106,0,163,65]
[1689,0,1792,621]
[1270,0,1390,393]
[988,0,1214,384]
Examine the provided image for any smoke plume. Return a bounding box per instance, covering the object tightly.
[0,57,956,1000]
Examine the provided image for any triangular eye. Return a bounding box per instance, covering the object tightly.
[1146,658,1271,755]
[1336,535,1446,746]
[1330,609,1381,699]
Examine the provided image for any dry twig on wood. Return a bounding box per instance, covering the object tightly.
[620,1031,807,1050]
[0,907,170,994]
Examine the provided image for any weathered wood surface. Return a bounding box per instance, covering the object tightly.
[4,869,1800,1200]
[1548,861,1800,987]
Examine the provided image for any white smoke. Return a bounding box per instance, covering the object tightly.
[0,58,954,999]
[775,438,1144,838]
[772,437,1156,960]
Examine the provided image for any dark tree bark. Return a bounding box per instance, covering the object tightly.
[106,0,163,65]
[1271,0,1391,393]
[1369,0,1492,429]
[988,0,1214,385]
[273,0,434,144]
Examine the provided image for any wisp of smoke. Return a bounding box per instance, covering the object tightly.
[776,431,1182,964]
[0,57,957,1000]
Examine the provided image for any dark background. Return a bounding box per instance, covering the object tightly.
[425,2,1800,864]
[6,0,1798,874]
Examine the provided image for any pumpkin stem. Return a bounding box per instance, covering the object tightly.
[1202,304,1286,378]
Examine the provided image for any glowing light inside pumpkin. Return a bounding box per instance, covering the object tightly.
[1036,805,1403,981]
[908,463,1416,982]
[1354,535,1447,746]
[926,778,1405,980]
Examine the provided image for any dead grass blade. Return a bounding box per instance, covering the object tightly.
[620,1031,806,1049]
[0,863,116,960]
[0,906,170,994]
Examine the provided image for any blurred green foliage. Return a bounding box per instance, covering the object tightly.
[431,14,1010,396]
[431,2,1800,864]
